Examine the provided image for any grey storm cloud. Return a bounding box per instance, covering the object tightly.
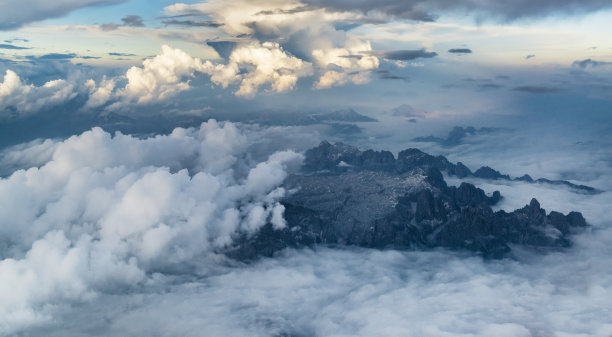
[0,0,126,30]
[572,58,612,68]
[367,49,438,61]
[301,0,612,21]
[448,48,472,54]
[0,44,30,50]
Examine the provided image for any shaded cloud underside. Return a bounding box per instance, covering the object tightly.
[0,0,127,30]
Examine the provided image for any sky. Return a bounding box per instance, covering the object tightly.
[1,0,612,125]
[1,1,612,336]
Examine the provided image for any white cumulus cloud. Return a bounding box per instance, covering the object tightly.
[0,70,77,116]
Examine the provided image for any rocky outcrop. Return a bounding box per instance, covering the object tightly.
[227,142,589,260]
[303,140,598,194]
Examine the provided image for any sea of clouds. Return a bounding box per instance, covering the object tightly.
[1,118,611,337]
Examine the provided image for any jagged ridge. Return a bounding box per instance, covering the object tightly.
[227,142,588,260]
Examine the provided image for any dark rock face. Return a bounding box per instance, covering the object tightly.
[227,142,588,260]
[473,166,511,180]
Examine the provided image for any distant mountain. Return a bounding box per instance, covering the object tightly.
[228,142,589,260]
[311,108,378,122]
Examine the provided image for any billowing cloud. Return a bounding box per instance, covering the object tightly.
[121,45,210,104]
[165,0,381,90]
[0,70,77,116]
[84,77,116,109]
[0,120,303,334]
[0,0,127,30]
[86,43,313,105]
[312,40,379,89]
[225,42,314,97]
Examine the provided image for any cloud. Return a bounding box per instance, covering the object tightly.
[162,19,222,28]
[392,103,428,118]
[0,120,303,334]
[121,15,145,27]
[375,69,409,81]
[0,0,127,30]
[114,43,312,103]
[572,58,612,69]
[0,44,30,50]
[300,0,612,22]
[5,43,314,114]
[165,0,382,90]
[225,42,314,97]
[120,45,211,104]
[108,52,135,57]
[312,40,378,89]
[206,41,238,60]
[26,53,77,60]
[0,138,59,176]
[512,85,561,94]
[0,70,77,116]
[4,38,29,43]
[18,236,612,337]
[24,53,99,61]
[448,48,472,54]
[479,83,502,89]
[367,49,438,61]
[100,15,145,31]
[84,77,116,109]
